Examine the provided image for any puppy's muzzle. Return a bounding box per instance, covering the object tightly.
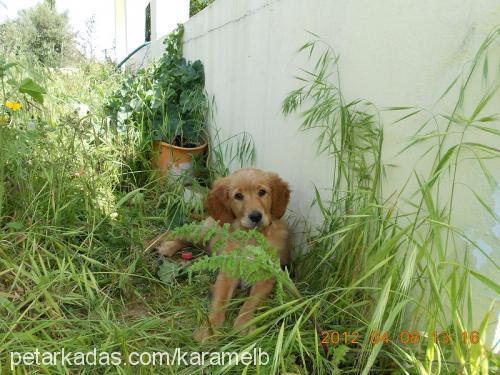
[248,211,263,224]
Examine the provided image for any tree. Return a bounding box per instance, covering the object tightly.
[0,0,79,67]
[190,0,215,17]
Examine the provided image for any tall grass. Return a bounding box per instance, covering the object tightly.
[0,55,208,373]
[279,29,500,374]
[0,49,258,374]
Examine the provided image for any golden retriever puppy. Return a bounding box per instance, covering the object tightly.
[157,168,290,341]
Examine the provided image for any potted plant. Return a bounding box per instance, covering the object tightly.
[151,48,209,177]
[108,25,209,177]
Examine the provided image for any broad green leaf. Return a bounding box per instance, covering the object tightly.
[18,78,47,104]
[158,260,182,285]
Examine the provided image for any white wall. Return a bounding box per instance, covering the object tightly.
[124,0,149,57]
[181,0,500,224]
[127,0,500,345]
[156,0,190,39]
[115,0,189,62]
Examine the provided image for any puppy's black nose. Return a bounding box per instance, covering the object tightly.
[248,211,262,223]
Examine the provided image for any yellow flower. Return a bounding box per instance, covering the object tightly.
[5,101,22,111]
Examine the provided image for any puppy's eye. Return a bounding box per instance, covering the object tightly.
[258,189,266,197]
[234,192,244,201]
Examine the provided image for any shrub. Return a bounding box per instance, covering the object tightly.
[107,25,209,147]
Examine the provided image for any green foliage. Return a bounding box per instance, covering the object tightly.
[0,73,122,229]
[164,222,283,285]
[283,37,383,287]
[0,0,79,67]
[158,259,184,285]
[282,30,500,374]
[0,49,211,372]
[190,0,216,17]
[17,78,47,104]
[107,24,209,147]
[0,56,47,115]
[0,10,498,374]
[208,127,257,178]
[0,49,262,374]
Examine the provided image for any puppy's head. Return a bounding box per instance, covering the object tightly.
[204,168,290,229]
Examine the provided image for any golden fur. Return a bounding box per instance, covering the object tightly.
[156,168,290,341]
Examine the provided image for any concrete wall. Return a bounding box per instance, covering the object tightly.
[114,0,189,62]
[127,0,500,345]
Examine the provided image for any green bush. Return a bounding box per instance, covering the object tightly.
[107,25,209,147]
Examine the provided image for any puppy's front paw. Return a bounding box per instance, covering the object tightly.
[233,315,256,336]
[156,240,183,257]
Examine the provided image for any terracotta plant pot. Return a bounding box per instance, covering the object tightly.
[153,141,207,177]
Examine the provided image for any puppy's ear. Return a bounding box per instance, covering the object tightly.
[269,173,290,219]
[204,177,235,224]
